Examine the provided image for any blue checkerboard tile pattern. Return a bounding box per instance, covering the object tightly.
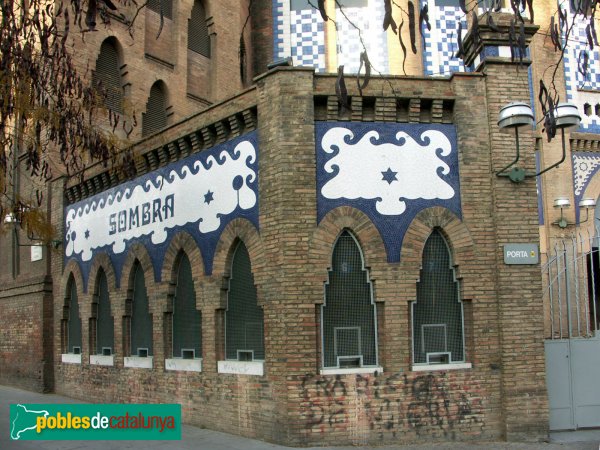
[563,14,600,90]
[291,9,326,71]
[335,4,389,74]
[563,10,600,133]
[423,2,467,76]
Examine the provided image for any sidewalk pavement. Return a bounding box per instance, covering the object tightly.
[2,384,599,450]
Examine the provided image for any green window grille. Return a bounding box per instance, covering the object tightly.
[92,39,123,113]
[225,242,264,361]
[147,0,173,19]
[131,262,153,356]
[96,269,114,355]
[412,229,464,364]
[142,82,167,137]
[322,231,378,369]
[173,253,202,359]
[67,277,82,354]
[188,0,211,57]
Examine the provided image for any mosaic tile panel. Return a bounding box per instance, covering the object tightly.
[572,152,600,221]
[335,3,389,74]
[291,9,326,71]
[422,2,467,76]
[562,7,600,133]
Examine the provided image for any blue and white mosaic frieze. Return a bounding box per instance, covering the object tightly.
[562,5,600,133]
[316,122,462,262]
[64,133,259,289]
[422,1,467,76]
[573,152,600,221]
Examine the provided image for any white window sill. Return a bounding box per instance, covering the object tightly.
[217,360,264,376]
[61,354,82,364]
[320,366,383,376]
[90,355,114,366]
[165,358,202,372]
[412,362,472,372]
[124,356,153,369]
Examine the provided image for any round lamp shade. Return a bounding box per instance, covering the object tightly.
[553,198,571,208]
[578,198,597,208]
[498,102,535,132]
[552,102,581,130]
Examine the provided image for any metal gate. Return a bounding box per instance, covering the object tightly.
[543,233,600,430]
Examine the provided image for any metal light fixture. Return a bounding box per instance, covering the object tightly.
[553,198,571,228]
[535,103,581,178]
[1,207,61,248]
[496,102,534,182]
[551,196,595,228]
[496,102,581,183]
[578,198,597,225]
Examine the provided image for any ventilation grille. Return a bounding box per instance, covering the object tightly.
[413,230,464,364]
[131,263,153,356]
[173,254,202,358]
[96,270,114,355]
[323,231,377,368]
[142,83,167,137]
[67,280,82,353]
[93,40,123,113]
[188,1,210,57]
[226,242,264,360]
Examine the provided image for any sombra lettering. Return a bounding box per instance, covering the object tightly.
[109,194,174,235]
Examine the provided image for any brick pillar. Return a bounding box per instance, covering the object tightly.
[255,67,318,444]
[463,13,548,441]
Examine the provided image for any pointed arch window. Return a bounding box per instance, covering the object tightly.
[322,230,378,369]
[93,38,123,114]
[188,0,210,57]
[142,81,168,137]
[172,253,202,359]
[130,262,153,357]
[95,269,114,355]
[225,241,264,361]
[64,276,82,354]
[412,229,465,365]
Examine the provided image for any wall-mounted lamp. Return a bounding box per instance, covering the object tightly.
[553,198,571,228]
[551,197,596,228]
[496,102,581,183]
[578,198,597,225]
[1,210,61,248]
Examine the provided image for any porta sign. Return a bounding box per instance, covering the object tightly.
[503,244,539,265]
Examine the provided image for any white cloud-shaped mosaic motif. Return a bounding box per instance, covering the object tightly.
[321,127,455,215]
[65,140,257,261]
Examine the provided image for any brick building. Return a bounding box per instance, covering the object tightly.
[1,0,599,446]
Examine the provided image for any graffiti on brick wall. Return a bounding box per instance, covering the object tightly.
[300,371,482,438]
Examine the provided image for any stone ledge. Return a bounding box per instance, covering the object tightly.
[217,360,264,376]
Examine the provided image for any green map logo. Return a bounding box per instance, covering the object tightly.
[10,404,50,439]
[9,403,181,440]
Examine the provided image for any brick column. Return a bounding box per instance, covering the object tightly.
[463,13,548,441]
[255,67,318,443]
